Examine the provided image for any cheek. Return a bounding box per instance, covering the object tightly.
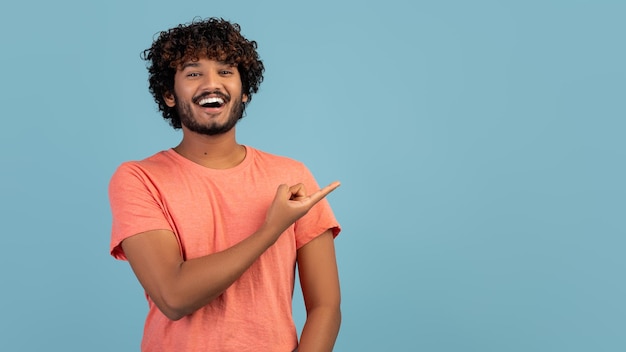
[172,77,197,99]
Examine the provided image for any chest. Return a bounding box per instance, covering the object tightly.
[154,170,286,258]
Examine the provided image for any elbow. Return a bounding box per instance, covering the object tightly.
[307,304,342,323]
[161,308,187,321]
[306,296,341,318]
[155,288,222,321]
[326,306,341,329]
[146,278,224,321]
[158,301,188,321]
[154,292,194,321]
[334,306,343,326]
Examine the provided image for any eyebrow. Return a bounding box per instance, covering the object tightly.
[179,61,235,71]
[180,61,201,70]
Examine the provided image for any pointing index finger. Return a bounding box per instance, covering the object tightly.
[308,181,341,205]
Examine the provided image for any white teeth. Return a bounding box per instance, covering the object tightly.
[199,97,224,105]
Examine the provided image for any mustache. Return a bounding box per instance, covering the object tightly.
[192,91,230,104]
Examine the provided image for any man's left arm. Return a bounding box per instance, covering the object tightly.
[297,230,341,352]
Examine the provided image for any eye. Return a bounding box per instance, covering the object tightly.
[186,72,201,78]
[219,70,233,75]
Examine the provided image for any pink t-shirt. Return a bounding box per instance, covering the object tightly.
[109,147,340,352]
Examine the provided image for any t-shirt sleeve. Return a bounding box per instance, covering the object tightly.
[108,163,173,260]
[293,164,341,249]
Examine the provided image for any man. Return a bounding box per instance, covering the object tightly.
[109,18,341,351]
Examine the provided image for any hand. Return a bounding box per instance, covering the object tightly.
[264,181,340,236]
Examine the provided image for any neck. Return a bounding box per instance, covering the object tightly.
[174,127,246,169]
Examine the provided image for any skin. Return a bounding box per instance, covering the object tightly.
[122,57,341,351]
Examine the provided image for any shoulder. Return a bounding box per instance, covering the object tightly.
[249,146,307,170]
[112,150,177,176]
[110,150,180,188]
[248,147,321,186]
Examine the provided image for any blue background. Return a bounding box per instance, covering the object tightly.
[1,1,625,351]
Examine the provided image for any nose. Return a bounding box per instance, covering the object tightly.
[199,70,222,92]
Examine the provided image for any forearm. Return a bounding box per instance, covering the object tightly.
[148,225,280,320]
[297,306,341,352]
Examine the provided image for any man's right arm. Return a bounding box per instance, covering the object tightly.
[121,181,340,321]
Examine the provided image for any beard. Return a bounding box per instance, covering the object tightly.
[176,93,244,136]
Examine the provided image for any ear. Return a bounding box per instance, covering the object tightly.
[163,91,176,107]
[242,94,249,103]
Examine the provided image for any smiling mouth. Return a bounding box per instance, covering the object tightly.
[198,96,226,108]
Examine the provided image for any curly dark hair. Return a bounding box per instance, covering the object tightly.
[141,17,265,129]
